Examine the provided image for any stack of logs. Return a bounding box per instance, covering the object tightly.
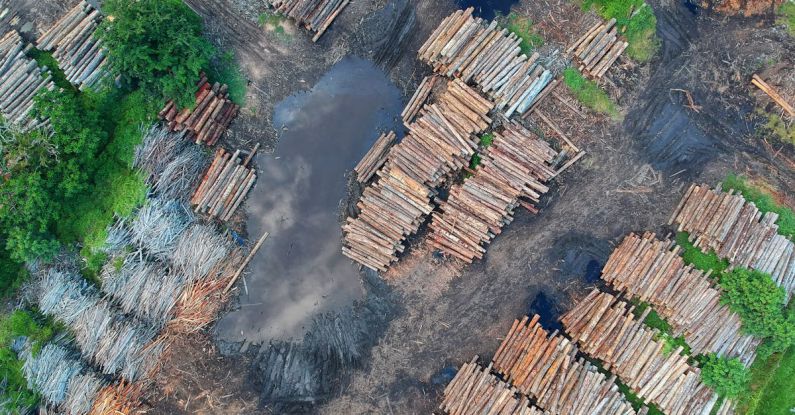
[492,315,641,415]
[0,30,54,130]
[36,0,109,90]
[561,289,719,415]
[439,359,542,415]
[419,8,554,117]
[159,74,240,146]
[265,0,350,42]
[342,79,494,271]
[751,74,794,117]
[567,18,628,79]
[401,75,438,123]
[669,183,795,298]
[0,5,19,31]
[354,131,396,184]
[191,148,257,221]
[428,121,557,262]
[602,232,759,365]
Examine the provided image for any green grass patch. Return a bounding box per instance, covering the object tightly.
[723,174,795,239]
[778,0,795,36]
[675,232,730,274]
[563,67,620,119]
[581,0,659,62]
[208,51,247,106]
[25,49,73,91]
[503,13,544,55]
[760,111,794,146]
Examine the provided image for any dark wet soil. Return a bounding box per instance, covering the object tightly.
[215,56,404,347]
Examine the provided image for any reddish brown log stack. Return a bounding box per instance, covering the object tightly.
[419,8,553,117]
[266,0,350,42]
[602,232,759,365]
[561,290,719,415]
[36,0,110,90]
[159,74,240,146]
[0,30,54,130]
[567,18,628,79]
[492,315,640,415]
[428,121,557,262]
[440,359,543,415]
[354,131,396,184]
[191,148,257,221]
[669,183,795,298]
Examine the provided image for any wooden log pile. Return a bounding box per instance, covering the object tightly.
[266,0,350,42]
[0,30,54,129]
[159,74,240,146]
[492,315,640,415]
[439,358,544,415]
[0,5,20,31]
[35,0,109,90]
[602,232,759,365]
[428,121,557,262]
[402,75,438,123]
[354,130,396,184]
[191,148,257,221]
[669,183,795,299]
[751,74,794,117]
[567,19,628,79]
[419,8,554,117]
[561,289,719,415]
[342,79,493,271]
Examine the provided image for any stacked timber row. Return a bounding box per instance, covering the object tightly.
[602,232,759,365]
[402,75,438,123]
[266,0,350,42]
[439,359,543,415]
[342,79,494,271]
[191,147,257,221]
[354,131,396,183]
[561,290,719,415]
[159,74,240,146]
[567,19,628,79]
[428,121,557,262]
[669,183,795,298]
[35,0,109,90]
[492,315,641,415]
[0,5,19,30]
[419,8,553,117]
[0,30,54,129]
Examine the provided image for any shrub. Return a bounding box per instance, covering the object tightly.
[504,13,544,55]
[563,68,620,118]
[99,0,214,108]
[700,353,750,398]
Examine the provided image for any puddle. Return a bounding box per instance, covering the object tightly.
[551,233,611,284]
[216,56,404,345]
[455,0,520,20]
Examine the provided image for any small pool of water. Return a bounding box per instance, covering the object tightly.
[455,0,520,20]
[215,56,403,345]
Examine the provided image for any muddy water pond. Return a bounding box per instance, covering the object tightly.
[215,56,403,346]
[455,0,520,19]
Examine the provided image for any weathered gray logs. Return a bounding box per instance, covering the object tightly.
[354,131,396,184]
[402,75,438,123]
[265,0,350,42]
[669,183,795,299]
[191,147,257,221]
[0,30,55,130]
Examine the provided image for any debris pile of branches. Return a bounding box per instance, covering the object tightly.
[353,131,396,184]
[159,74,240,146]
[35,0,109,90]
[191,148,257,221]
[602,232,759,365]
[493,315,639,414]
[34,268,164,381]
[21,342,105,415]
[439,359,542,415]
[669,183,795,298]
[419,8,553,117]
[342,79,493,271]
[171,223,234,283]
[751,74,794,117]
[130,198,195,259]
[401,75,438,123]
[266,0,351,42]
[0,30,54,129]
[134,125,208,201]
[567,18,628,79]
[90,381,143,415]
[561,289,719,415]
[429,121,557,262]
[134,125,192,180]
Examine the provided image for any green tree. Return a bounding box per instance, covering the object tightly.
[700,353,750,398]
[98,0,213,107]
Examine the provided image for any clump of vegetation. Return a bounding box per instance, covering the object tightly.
[469,133,495,170]
[581,0,659,62]
[723,174,795,239]
[208,51,247,105]
[761,111,794,146]
[99,0,214,108]
[633,302,691,355]
[563,68,620,119]
[503,13,544,55]
[699,353,750,398]
[778,0,795,36]
[675,232,729,274]
[0,248,27,299]
[25,49,73,91]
